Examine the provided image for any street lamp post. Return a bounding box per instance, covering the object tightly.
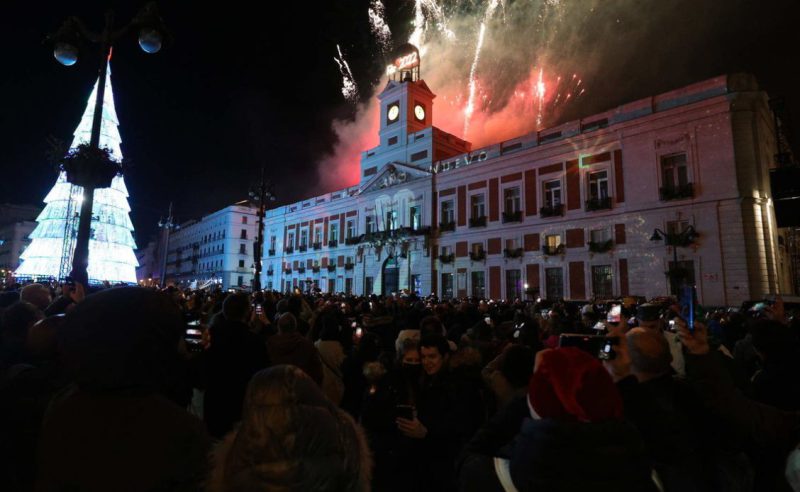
[249,165,275,292]
[650,225,698,295]
[157,202,176,289]
[49,3,168,286]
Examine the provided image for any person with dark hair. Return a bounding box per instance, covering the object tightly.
[35,287,211,491]
[360,338,422,491]
[341,332,383,419]
[267,313,324,387]
[201,292,270,439]
[287,295,311,336]
[0,314,67,491]
[751,319,800,411]
[207,365,371,492]
[461,344,534,471]
[0,301,43,369]
[398,333,483,491]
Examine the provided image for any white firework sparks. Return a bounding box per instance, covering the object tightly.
[408,0,427,51]
[334,44,359,104]
[535,67,545,127]
[463,0,503,138]
[368,0,392,54]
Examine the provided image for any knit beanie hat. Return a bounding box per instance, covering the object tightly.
[527,347,623,422]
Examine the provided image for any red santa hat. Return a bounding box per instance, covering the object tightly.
[527,347,623,422]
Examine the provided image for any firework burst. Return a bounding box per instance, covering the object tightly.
[323,0,596,192]
[334,44,359,104]
[368,0,392,54]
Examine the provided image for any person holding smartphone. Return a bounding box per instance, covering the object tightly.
[395,334,483,491]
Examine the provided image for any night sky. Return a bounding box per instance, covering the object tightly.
[1,0,797,245]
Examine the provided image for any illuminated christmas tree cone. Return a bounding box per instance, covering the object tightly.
[16,63,138,284]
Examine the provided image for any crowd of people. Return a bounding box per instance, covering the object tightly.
[1,280,799,491]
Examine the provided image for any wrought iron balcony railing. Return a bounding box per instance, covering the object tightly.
[540,203,564,218]
[469,216,487,228]
[659,183,694,201]
[502,210,523,223]
[585,196,613,212]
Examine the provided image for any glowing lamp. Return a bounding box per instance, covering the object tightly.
[54,42,79,66]
[138,28,162,54]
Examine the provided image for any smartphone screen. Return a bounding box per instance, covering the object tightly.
[607,305,621,323]
[355,327,363,338]
[484,316,492,325]
[396,404,415,420]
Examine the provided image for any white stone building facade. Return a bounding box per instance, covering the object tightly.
[259,73,792,306]
[164,202,258,290]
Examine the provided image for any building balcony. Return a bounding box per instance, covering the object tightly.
[344,262,354,270]
[439,221,456,232]
[327,264,336,272]
[503,247,524,259]
[297,267,306,274]
[502,210,523,223]
[299,245,308,252]
[285,246,294,254]
[659,183,694,201]
[284,268,292,274]
[542,244,565,256]
[469,216,487,228]
[540,203,564,218]
[469,250,486,261]
[585,196,613,212]
[312,242,322,250]
[266,269,274,276]
[268,249,275,256]
[312,266,320,273]
[438,253,455,264]
[587,239,614,253]
[345,236,360,246]
[328,240,338,248]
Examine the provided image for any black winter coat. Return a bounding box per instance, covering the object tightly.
[200,318,269,438]
[508,418,658,492]
[416,370,484,492]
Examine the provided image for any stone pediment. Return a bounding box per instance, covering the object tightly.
[359,162,431,195]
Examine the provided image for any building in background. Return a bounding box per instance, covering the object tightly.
[258,70,793,306]
[14,63,138,284]
[0,204,40,284]
[162,201,257,290]
[135,239,159,286]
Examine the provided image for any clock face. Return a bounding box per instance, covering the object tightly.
[387,104,400,122]
[414,104,426,121]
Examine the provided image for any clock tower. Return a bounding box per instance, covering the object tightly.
[378,44,434,149]
[359,44,470,185]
